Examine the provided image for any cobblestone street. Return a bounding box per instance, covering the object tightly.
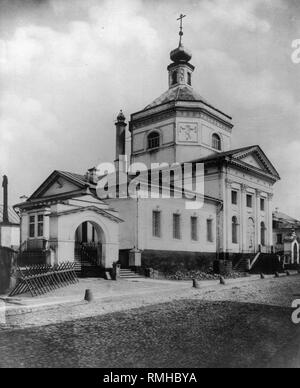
[0,275,300,368]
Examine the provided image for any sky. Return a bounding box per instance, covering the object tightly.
[0,0,300,217]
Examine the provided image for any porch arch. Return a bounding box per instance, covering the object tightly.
[74,220,106,268]
[55,209,119,269]
[70,213,113,269]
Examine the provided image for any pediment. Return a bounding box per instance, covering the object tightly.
[231,146,280,179]
[42,177,80,197]
[29,171,88,200]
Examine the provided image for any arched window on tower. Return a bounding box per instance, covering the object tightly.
[148,131,160,150]
[172,71,178,85]
[212,134,221,151]
[261,222,266,247]
[232,216,239,244]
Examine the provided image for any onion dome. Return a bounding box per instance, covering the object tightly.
[170,43,192,63]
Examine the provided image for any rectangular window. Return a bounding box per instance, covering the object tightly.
[277,234,283,245]
[231,191,238,205]
[152,211,161,238]
[207,219,213,242]
[246,194,253,208]
[29,215,35,238]
[260,198,265,211]
[37,215,44,237]
[187,72,191,86]
[173,214,181,240]
[191,217,198,241]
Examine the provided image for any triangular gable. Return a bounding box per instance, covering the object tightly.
[29,171,89,200]
[232,146,280,179]
[56,205,123,223]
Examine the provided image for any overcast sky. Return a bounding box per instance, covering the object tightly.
[0,0,300,217]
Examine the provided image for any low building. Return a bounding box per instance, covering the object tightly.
[14,171,122,269]
[273,210,300,265]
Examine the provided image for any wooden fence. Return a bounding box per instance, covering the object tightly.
[9,262,78,297]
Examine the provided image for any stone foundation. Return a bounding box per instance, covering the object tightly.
[141,250,217,274]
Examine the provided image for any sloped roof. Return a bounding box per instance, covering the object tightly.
[273,211,300,228]
[188,145,281,180]
[145,85,209,110]
[58,171,90,186]
[0,205,20,224]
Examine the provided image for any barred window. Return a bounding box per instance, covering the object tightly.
[207,219,213,242]
[29,215,35,238]
[173,214,181,240]
[152,211,161,238]
[191,216,198,241]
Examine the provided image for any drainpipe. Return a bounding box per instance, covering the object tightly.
[2,175,9,224]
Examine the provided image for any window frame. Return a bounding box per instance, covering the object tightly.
[246,194,253,208]
[37,214,44,237]
[147,131,160,150]
[231,190,238,205]
[29,215,35,238]
[173,214,181,240]
[191,216,198,242]
[207,219,214,243]
[171,70,178,85]
[261,222,266,246]
[152,210,161,238]
[232,216,238,244]
[212,134,221,151]
[277,234,283,245]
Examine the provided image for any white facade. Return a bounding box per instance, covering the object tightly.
[18,175,122,269]
[109,196,218,254]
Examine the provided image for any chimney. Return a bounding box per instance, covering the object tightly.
[85,167,98,184]
[115,110,127,172]
[2,175,9,224]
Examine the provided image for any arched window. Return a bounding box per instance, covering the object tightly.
[212,134,221,150]
[261,222,266,246]
[148,131,160,150]
[172,71,178,85]
[232,216,238,244]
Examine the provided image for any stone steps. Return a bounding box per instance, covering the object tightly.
[119,269,144,279]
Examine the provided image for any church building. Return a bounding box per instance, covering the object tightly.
[14,20,281,275]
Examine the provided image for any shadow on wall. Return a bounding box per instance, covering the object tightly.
[0,247,17,295]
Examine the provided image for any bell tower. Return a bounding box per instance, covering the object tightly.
[168,14,195,89]
[129,15,233,168]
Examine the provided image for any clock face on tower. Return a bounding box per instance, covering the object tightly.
[178,123,198,143]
